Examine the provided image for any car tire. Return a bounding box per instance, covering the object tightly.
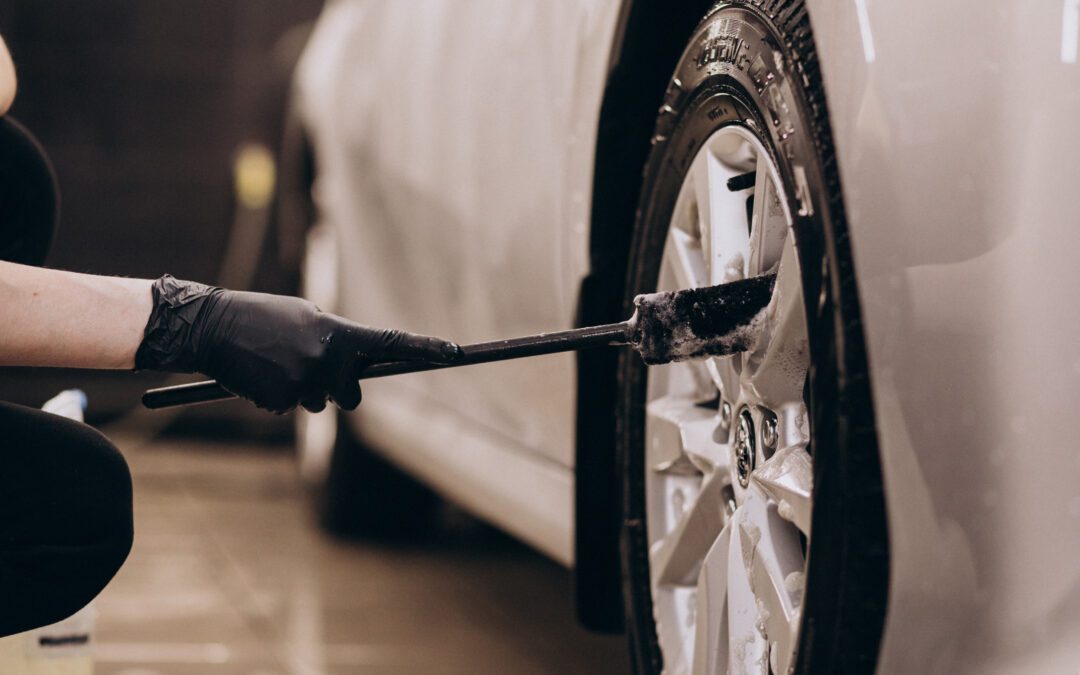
[617,2,889,674]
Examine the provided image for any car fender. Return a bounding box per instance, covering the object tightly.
[808,0,1080,671]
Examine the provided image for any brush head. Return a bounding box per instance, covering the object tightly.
[630,274,777,365]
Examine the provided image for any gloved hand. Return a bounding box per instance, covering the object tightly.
[134,275,461,413]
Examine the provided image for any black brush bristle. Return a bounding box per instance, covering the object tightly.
[631,274,777,365]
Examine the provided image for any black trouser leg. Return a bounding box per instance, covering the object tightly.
[0,401,133,638]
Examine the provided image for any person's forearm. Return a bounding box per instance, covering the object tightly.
[0,261,152,369]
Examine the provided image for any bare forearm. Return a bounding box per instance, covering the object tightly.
[0,261,152,369]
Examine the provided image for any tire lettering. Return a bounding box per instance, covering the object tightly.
[696,34,751,72]
[707,105,732,121]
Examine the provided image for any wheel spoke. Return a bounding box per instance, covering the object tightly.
[651,470,729,587]
[727,508,769,674]
[707,357,742,413]
[746,161,788,276]
[745,234,808,407]
[751,443,812,536]
[646,396,727,475]
[691,523,731,675]
[665,227,710,290]
[684,359,720,403]
[737,489,805,675]
[648,358,720,411]
[691,150,751,286]
[777,400,811,450]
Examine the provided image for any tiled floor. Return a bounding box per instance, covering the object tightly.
[93,433,630,675]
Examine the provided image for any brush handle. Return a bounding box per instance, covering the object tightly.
[142,321,631,409]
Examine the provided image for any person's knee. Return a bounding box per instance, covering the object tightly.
[78,422,134,541]
[52,419,135,602]
[72,423,135,582]
[0,404,133,636]
[34,411,134,559]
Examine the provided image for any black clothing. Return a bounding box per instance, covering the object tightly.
[0,116,58,266]
[0,401,132,638]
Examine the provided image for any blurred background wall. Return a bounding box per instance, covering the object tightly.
[0,0,324,423]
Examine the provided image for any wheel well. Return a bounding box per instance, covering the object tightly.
[573,0,717,634]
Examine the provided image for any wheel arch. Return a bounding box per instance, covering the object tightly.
[573,0,718,633]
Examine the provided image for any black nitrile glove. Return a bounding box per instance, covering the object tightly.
[135,275,461,413]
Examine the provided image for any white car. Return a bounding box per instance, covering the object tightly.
[287,1,1080,673]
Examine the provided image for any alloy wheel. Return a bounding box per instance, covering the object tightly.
[645,125,811,674]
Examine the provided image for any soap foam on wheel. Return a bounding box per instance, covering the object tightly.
[630,274,776,365]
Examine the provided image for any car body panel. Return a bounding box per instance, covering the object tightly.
[806,0,1080,671]
[297,0,1080,669]
[295,0,622,563]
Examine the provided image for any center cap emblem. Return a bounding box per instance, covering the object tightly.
[735,409,755,488]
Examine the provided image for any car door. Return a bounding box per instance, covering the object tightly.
[299,0,621,469]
